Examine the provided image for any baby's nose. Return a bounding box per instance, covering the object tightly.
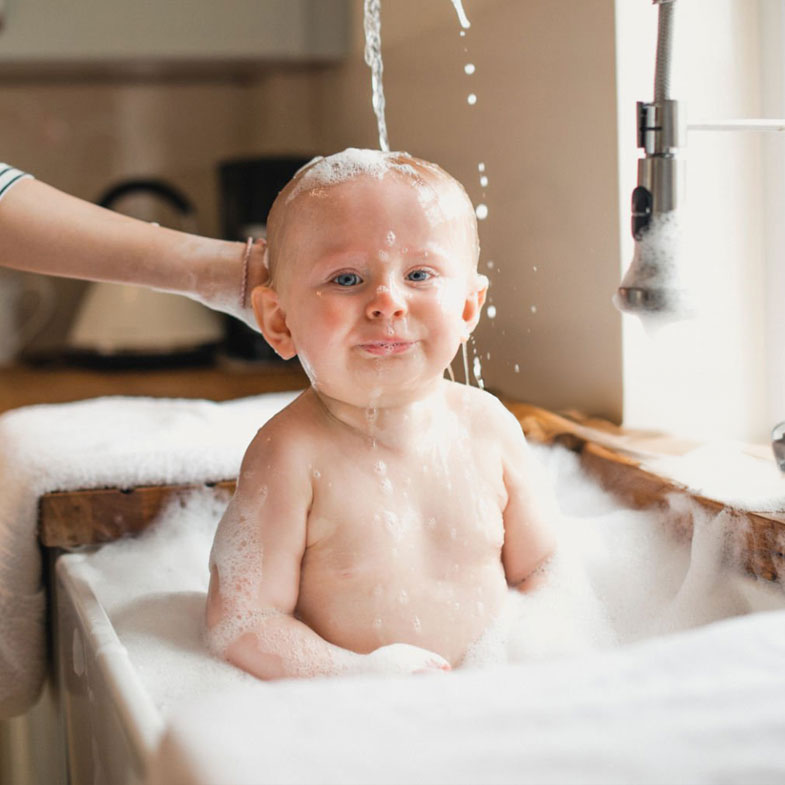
[366,283,407,319]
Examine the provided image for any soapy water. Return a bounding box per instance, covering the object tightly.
[449,0,471,30]
[77,442,784,715]
[363,0,389,152]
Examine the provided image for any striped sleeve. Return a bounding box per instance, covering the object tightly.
[0,164,33,201]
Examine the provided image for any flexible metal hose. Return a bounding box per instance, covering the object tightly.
[654,0,675,102]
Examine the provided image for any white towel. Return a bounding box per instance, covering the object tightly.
[0,392,298,717]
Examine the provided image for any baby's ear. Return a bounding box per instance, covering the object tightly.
[250,285,297,360]
[462,273,489,335]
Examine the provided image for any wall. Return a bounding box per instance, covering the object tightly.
[0,0,625,422]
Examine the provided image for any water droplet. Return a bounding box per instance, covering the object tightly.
[475,203,488,220]
[486,304,497,319]
[426,517,437,529]
[413,616,422,632]
[530,305,537,314]
[532,265,538,272]
[486,352,491,360]
[386,230,396,246]
[398,589,409,605]
[480,175,488,188]
[375,460,386,474]
[467,93,477,106]
[486,259,494,269]
[478,162,485,172]
[312,469,321,479]
[514,363,520,373]
[460,30,466,37]
[373,617,383,629]
[464,63,475,75]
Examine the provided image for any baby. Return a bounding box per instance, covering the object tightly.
[205,149,558,677]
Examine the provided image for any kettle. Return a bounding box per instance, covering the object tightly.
[66,179,224,368]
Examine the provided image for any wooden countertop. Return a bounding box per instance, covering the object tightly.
[0,361,309,414]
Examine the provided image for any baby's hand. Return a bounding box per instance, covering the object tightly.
[364,643,451,675]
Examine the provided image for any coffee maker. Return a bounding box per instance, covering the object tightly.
[219,156,311,361]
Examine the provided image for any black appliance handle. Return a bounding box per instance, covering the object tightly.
[97,179,194,215]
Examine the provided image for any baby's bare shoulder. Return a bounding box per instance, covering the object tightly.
[241,391,321,472]
[443,381,519,434]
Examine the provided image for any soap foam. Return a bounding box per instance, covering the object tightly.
[77,442,784,716]
[286,149,473,229]
[615,211,695,329]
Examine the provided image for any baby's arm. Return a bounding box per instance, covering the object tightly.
[493,403,558,592]
[205,418,449,679]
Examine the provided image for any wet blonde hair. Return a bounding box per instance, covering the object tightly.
[264,148,479,288]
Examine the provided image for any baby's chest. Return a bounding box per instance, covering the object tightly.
[306,453,506,562]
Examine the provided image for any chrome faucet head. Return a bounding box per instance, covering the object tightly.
[772,422,785,473]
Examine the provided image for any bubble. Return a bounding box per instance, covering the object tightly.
[467,93,477,106]
[478,162,485,172]
[514,363,520,373]
[532,265,538,272]
[464,63,475,75]
[375,460,387,474]
[475,204,488,220]
[312,469,321,479]
[486,260,494,269]
[480,175,488,188]
[531,305,538,314]
[486,304,497,319]
[386,230,396,246]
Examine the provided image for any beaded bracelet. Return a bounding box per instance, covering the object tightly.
[240,237,254,308]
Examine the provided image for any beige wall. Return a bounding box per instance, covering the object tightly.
[0,0,624,421]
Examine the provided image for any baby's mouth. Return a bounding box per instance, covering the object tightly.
[357,341,415,356]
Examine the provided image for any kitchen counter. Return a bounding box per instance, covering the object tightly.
[0,361,308,415]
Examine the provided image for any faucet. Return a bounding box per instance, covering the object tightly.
[614,0,687,318]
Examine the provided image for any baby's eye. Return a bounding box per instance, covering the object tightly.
[331,272,363,287]
[406,269,433,282]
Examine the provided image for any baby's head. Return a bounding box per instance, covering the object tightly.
[264,149,480,289]
[252,148,487,406]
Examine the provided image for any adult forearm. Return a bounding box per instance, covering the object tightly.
[0,178,266,326]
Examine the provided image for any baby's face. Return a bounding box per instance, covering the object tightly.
[258,173,486,408]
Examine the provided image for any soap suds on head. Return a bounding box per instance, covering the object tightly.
[286,149,420,203]
[285,149,474,232]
